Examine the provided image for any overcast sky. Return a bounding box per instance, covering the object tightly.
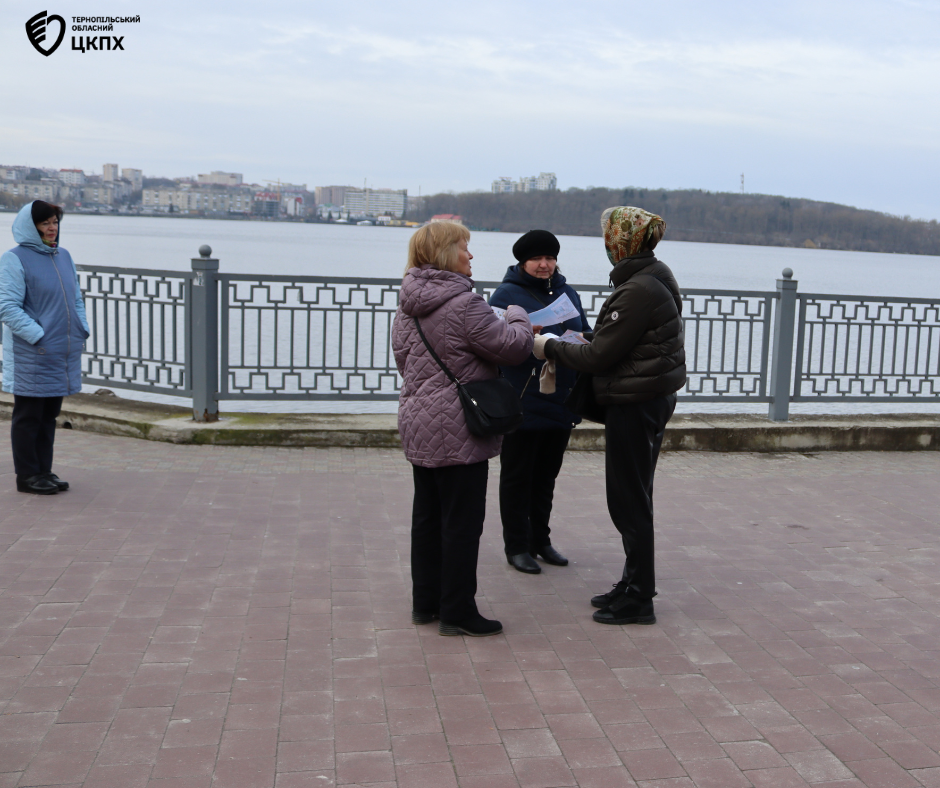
[2,0,938,220]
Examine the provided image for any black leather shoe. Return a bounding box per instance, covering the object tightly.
[412,610,439,625]
[507,553,541,574]
[44,473,69,492]
[439,613,503,637]
[591,581,628,609]
[593,596,656,625]
[16,475,59,495]
[535,545,568,566]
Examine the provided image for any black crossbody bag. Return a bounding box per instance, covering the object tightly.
[414,317,524,437]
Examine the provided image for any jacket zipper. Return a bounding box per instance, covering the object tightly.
[50,249,72,383]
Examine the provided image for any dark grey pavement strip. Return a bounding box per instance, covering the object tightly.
[0,428,939,787]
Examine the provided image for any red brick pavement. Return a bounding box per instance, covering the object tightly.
[1,428,939,787]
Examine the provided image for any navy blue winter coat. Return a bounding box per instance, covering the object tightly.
[489,265,590,430]
[0,202,90,397]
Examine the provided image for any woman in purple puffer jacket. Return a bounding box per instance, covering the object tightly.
[393,222,533,637]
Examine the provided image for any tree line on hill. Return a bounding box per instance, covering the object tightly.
[408,188,940,256]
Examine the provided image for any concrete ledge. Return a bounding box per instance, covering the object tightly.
[2,391,939,451]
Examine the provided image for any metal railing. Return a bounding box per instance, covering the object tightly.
[2,249,938,422]
[78,265,192,396]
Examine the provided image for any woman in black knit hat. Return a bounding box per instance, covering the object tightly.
[488,230,590,574]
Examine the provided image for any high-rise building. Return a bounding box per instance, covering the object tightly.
[122,168,143,190]
[342,188,407,217]
[315,185,349,207]
[102,163,120,181]
[491,172,557,193]
[197,171,243,186]
[59,169,86,186]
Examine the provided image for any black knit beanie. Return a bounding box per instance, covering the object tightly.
[31,200,63,225]
[512,229,560,263]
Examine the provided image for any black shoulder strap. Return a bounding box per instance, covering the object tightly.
[413,317,460,387]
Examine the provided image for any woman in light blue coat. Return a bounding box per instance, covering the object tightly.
[0,201,89,494]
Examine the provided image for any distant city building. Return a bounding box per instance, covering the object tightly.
[492,177,515,194]
[343,187,407,218]
[315,185,350,207]
[142,186,253,214]
[81,182,125,206]
[122,168,143,191]
[267,182,307,193]
[252,192,280,218]
[102,163,120,182]
[282,195,304,217]
[58,169,86,186]
[1,166,27,182]
[429,214,464,225]
[197,171,243,187]
[0,179,61,201]
[491,172,557,194]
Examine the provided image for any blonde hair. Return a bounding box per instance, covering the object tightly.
[405,222,471,275]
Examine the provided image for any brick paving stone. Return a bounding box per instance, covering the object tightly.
[3,434,940,786]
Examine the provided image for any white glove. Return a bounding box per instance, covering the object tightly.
[539,360,556,394]
[532,334,550,360]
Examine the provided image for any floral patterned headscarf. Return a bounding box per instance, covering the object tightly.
[602,206,666,264]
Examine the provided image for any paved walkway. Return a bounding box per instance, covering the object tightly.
[1,429,939,788]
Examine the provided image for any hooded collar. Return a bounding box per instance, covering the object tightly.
[501,263,567,294]
[12,201,57,255]
[610,251,657,288]
[398,266,473,318]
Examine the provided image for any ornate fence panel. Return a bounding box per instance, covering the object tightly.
[676,288,775,401]
[793,294,940,401]
[219,274,402,400]
[76,265,191,395]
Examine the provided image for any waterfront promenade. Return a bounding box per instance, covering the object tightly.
[1,429,939,788]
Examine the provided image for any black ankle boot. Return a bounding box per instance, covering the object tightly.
[439,613,503,637]
[16,475,58,495]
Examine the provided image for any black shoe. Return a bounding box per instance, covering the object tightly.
[535,545,568,566]
[593,596,656,625]
[507,553,541,574]
[439,613,503,637]
[412,610,439,625]
[591,581,628,609]
[16,475,59,495]
[44,473,69,492]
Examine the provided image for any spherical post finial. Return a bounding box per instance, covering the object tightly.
[782,268,793,280]
[199,245,212,259]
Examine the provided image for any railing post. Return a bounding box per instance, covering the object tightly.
[768,267,798,422]
[191,245,219,422]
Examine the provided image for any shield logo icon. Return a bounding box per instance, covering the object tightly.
[26,10,66,56]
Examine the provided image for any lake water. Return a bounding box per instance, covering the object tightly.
[2,212,939,416]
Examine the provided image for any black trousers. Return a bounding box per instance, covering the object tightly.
[411,460,488,623]
[499,428,571,556]
[11,395,63,481]
[604,394,677,601]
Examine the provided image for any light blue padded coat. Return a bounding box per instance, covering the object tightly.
[0,202,90,397]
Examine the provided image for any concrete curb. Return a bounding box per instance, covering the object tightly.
[2,392,939,451]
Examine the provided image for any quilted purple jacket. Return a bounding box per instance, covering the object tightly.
[393,266,533,468]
